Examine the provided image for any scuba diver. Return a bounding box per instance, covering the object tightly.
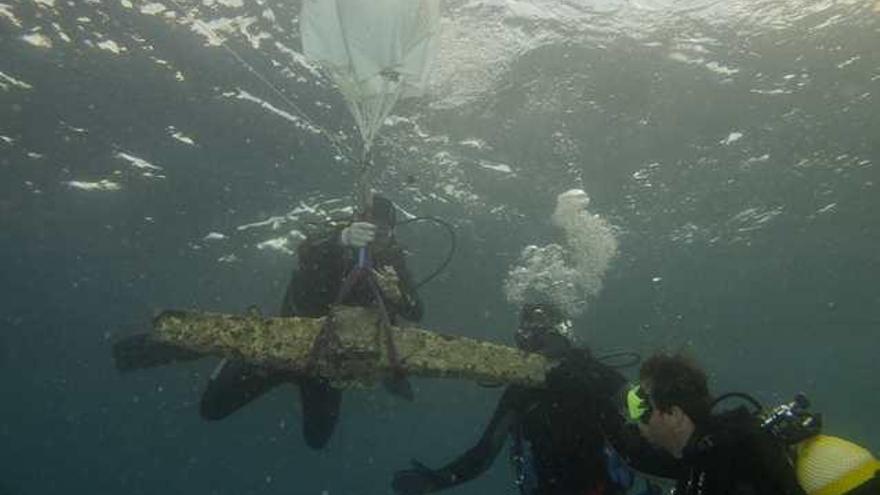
[624,352,880,495]
[623,352,807,495]
[392,303,641,495]
[609,351,880,495]
[112,192,456,449]
[199,193,424,449]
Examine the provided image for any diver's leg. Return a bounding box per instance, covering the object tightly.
[113,333,203,372]
[299,377,342,449]
[200,359,285,420]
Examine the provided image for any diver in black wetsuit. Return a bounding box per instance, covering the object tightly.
[392,303,634,495]
[200,194,423,449]
[622,353,806,495]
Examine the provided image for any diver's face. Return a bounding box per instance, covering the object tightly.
[514,327,543,352]
[638,407,670,450]
[515,328,570,358]
[636,390,688,458]
[516,308,572,355]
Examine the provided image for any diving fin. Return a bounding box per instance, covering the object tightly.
[383,373,415,401]
[300,377,343,450]
[113,333,203,372]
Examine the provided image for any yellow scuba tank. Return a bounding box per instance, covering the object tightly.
[795,435,880,495]
[756,394,879,495]
[715,393,878,495]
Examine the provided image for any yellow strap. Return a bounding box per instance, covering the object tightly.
[812,461,880,495]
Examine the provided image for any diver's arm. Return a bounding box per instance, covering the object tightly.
[578,356,679,479]
[539,347,679,478]
[603,414,682,479]
[388,249,424,322]
[431,389,520,486]
[392,388,522,494]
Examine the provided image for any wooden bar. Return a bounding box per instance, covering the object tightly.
[150,306,550,388]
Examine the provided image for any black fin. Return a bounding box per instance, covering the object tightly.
[300,377,343,449]
[383,373,414,401]
[200,359,285,420]
[112,333,203,372]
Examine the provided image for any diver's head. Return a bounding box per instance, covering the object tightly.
[515,303,573,357]
[365,193,397,250]
[633,353,710,458]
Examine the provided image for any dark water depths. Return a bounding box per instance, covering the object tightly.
[1,0,878,494]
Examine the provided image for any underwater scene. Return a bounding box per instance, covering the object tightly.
[1,0,878,494]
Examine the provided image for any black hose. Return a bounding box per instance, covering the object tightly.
[595,350,642,369]
[711,392,764,413]
[397,216,457,289]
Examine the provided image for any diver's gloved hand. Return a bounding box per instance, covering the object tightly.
[373,265,403,306]
[392,460,448,495]
[340,221,376,248]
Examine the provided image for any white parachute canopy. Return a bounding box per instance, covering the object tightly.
[301,0,441,154]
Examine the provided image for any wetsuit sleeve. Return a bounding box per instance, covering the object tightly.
[603,414,682,479]
[387,245,424,322]
[428,388,524,489]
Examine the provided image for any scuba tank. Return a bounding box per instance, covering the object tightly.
[721,393,879,495]
[796,435,880,495]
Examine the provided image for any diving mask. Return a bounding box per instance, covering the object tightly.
[626,384,653,424]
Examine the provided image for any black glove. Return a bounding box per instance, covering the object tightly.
[392,460,448,495]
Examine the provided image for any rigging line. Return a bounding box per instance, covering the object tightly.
[164,0,353,162]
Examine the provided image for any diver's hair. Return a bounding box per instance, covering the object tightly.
[640,352,711,424]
